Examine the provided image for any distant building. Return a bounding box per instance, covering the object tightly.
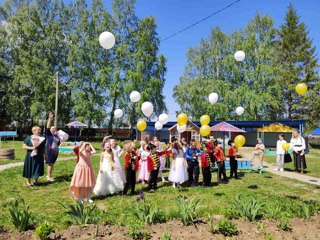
[135,120,306,147]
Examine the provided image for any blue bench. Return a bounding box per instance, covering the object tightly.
[212,160,263,174]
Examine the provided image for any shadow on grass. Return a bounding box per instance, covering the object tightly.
[247,184,258,189]
[264,176,272,178]
[214,192,225,197]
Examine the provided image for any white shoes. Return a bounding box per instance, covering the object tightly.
[280,168,284,172]
[172,183,176,188]
[274,168,279,171]
[88,199,94,203]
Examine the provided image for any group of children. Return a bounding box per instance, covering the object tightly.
[68,135,239,203]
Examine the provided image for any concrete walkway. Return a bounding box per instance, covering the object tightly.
[259,161,320,186]
[0,155,98,172]
[239,147,320,186]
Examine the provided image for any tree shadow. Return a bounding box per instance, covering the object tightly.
[264,176,272,178]
[247,185,258,189]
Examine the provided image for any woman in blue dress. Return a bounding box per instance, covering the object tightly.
[46,112,60,182]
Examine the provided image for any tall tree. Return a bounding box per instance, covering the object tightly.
[274,3,318,121]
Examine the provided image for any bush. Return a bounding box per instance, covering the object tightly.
[127,223,149,240]
[277,217,291,231]
[132,203,165,225]
[176,195,200,226]
[161,229,172,240]
[60,201,100,225]
[35,220,54,240]
[208,217,238,237]
[8,198,32,231]
[227,195,264,221]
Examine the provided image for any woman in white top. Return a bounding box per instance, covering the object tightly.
[275,134,287,172]
[290,130,307,173]
[251,138,265,167]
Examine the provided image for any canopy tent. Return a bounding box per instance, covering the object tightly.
[66,121,88,144]
[257,122,296,132]
[210,122,246,153]
[312,128,320,135]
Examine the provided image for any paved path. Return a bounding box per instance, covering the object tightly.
[0,155,98,172]
[239,147,320,186]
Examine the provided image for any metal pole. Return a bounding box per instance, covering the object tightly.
[54,72,59,127]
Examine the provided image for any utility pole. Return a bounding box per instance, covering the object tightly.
[54,71,59,127]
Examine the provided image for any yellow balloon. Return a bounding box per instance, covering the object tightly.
[200,125,211,136]
[137,120,147,132]
[234,135,246,148]
[200,115,210,126]
[295,83,308,95]
[282,143,290,151]
[177,113,188,126]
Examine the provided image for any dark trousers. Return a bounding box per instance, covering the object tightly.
[230,157,238,178]
[165,157,170,168]
[293,151,307,170]
[217,161,227,182]
[208,152,215,165]
[202,167,211,186]
[123,168,136,195]
[148,167,159,190]
[187,161,200,186]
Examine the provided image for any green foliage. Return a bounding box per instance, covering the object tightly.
[277,217,291,231]
[126,223,149,240]
[8,198,32,231]
[35,220,54,240]
[60,201,100,225]
[176,195,200,226]
[161,229,172,240]
[132,202,166,225]
[208,217,238,237]
[227,195,264,221]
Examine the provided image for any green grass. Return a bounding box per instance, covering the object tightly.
[0,151,320,231]
[263,149,320,178]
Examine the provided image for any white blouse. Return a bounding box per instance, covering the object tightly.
[276,140,287,154]
[290,137,306,152]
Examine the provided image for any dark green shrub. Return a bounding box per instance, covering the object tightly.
[8,198,32,231]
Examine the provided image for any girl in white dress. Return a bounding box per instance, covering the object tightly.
[110,139,126,184]
[93,142,124,196]
[168,142,188,188]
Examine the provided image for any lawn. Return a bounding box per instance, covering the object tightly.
[0,152,320,230]
[263,149,320,178]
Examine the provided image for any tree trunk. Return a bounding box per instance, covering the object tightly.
[107,93,118,135]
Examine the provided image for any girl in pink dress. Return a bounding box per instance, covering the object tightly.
[137,144,150,183]
[69,142,96,203]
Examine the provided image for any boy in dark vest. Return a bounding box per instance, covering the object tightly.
[185,139,202,186]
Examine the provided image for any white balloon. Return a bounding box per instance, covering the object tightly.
[130,91,141,103]
[114,109,123,118]
[177,124,187,133]
[159,113,169,125]
[234,50,245,61]
[155,121,163,131]
[236,106,244,116]
[208,92,218,104]
[141,101,154,117]
[99,31,115,50]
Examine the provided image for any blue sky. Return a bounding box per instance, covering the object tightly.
[128,0,320,120]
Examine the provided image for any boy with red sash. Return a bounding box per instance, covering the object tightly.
[229,142,238,178]
[214,142,227,183]
[123,142,139,195]
[147,144,166,192]
[200,146,212,187]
